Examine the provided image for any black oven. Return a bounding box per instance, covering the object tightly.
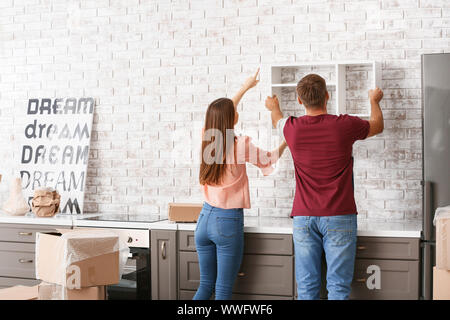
[106,246,150,300]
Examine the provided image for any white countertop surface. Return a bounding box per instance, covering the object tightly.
[0,212,422,238]
[0,211,74,226]
[159,217,422,238]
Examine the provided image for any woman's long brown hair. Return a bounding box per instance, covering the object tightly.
[199,98,236,186]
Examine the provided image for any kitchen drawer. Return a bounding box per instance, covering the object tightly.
[244,233,293,255]
[0,224,66,243]
[356,237,420,260]
[178,231,293,255]
[179,290,293,300]
[0,242,36,279]
[0,277,41,289]
[350,259,420,300]
[178,252,294,296]
[178,231,196,251]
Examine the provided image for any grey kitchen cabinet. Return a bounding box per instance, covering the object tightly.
[318,237,421,300]
[350,259,420,300]
[349,237,420,300]
[179,251,294,296]
[177,231,294,299]
[233,254,294,296]
[160,230,421,300]
[0,223,69,289]
[151,229,177,300]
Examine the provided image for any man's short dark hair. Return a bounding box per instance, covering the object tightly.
[296,74,327,109]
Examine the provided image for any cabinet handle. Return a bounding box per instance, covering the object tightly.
[18,232,33,236]
[161,241,166,260]
[18,259,33,264]
[357,246,367,250]
[355,278,366,283]
[237,272,245,277]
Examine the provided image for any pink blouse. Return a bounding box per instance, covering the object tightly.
[202,135,280,209]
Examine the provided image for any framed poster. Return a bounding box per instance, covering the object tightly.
[16,98,95,215]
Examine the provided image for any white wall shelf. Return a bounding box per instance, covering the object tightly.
[272,82,336,88]
[270,60,381,121]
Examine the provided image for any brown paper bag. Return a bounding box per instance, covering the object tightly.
[32,188,61,217]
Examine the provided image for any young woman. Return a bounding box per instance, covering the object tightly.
[194,69,288,300]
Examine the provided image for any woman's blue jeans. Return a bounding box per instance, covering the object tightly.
[193,202,244,300]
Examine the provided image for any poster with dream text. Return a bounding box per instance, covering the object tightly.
[16,97,95,214]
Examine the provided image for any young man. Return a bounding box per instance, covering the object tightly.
[265,74,384,300]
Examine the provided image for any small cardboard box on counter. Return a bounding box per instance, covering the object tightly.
[35,229,122,287]
[434,206,450,270]
[38,282,105,300]
[0,285,39,300]
[168,203,202,222]
[433,267,450,300]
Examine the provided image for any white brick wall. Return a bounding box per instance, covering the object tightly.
[1,0,449,220]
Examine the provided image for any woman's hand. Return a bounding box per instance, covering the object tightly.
[242,68,260,91]
[232,68,260,108]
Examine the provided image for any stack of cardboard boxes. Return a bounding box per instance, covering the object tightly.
[433,207,450,300]
[0,229,125,300]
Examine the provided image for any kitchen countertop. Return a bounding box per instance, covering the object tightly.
[164,217,423,238]
[0,211,165,229]
[0,211,422,238]
[0,211,74,227]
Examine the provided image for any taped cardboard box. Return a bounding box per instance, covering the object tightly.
[434,206,450,270]
[0,285,39,300]
[433,267,450,300]
[168,203,203,222]
[35,229,129,287]
[38,282,105,300]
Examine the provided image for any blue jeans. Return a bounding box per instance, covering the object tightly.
[293,214,357,300]
[193,202,244,300]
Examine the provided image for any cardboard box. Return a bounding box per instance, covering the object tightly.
[436,215,450,270]
[168,203,203,222]
[0,285,39,300]
[433,267,450,300]
[38,282,105,300]
[36,229,120,287]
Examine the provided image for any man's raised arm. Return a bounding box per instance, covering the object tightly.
[367,87,384,138]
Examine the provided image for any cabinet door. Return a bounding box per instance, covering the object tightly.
[151,230,177,300]
[0,242,36,279]
[178,251,199,291]
[350,259,420,300]
[234,255,294,296]
[178,252,294,297]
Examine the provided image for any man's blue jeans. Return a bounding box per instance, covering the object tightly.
[193,202,244,300]
[293,214,357,300]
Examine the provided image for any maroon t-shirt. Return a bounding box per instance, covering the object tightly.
[282,114,370,217]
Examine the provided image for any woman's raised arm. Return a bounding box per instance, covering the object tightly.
[231,68,260,110]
